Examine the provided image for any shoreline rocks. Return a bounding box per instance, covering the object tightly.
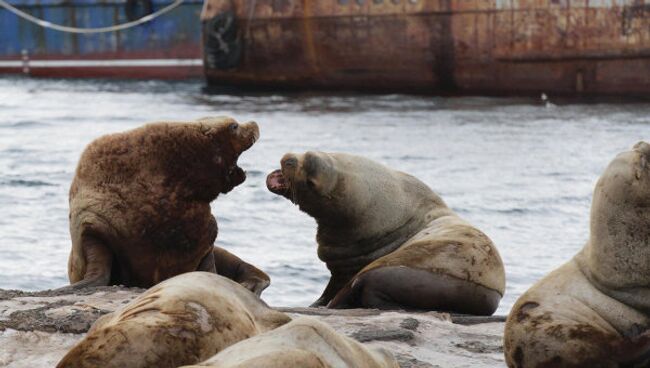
[0,287,506,368]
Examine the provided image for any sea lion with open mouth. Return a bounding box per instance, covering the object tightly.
[267,151,505,314]
[65,117,270,295]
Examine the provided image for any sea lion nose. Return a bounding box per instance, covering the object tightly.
[281,154,298,169]
[243,121,260,142]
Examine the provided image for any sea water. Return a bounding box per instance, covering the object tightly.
[1,77,649,315]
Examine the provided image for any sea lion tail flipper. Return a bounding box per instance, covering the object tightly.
[212,246,271,296]
[327,270,404,310]
[330,266,501,314]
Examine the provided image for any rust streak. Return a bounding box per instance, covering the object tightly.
[302,0,320,75]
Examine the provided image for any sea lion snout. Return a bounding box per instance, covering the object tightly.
[266,154,298,198]
[232,121,259,152]
[266,169,289,196]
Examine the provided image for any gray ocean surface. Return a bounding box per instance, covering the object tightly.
[1,77,649,315]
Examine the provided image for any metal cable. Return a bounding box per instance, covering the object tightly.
[0,0,184,34]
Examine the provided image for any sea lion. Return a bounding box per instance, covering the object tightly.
[504,141,650,368]
[56,272,291,368]
[266,151,505,315]
[65,117,270,295]
[180,317,399,368]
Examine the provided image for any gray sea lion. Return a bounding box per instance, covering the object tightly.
[180,317,399,368]
[504,142,650,368]
[266,151,505,315]
[56,272,291,368]
[65,117,269,295]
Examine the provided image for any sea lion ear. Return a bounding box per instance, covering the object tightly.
[304,152,335,195]
[199,123,218,136]
[303,152,323,189]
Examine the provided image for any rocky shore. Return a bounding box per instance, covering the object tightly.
[0,287,506,368]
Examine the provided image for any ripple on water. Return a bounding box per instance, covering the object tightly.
[1,77,649,314]
[0,179,57,187]
[0,120,51,129]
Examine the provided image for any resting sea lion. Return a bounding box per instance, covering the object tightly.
[56,272,291,368]
[180,317,399,368]
[65,117,269,295]
[266,151,505,314]
[504,142,650,368]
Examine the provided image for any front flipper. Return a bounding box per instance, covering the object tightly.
[197,249,217,274]
[212,246,270,296]
[310,272,354,307]
[64,235,113,290]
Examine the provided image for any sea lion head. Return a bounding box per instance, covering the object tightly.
[266,151,342,218]
[195,116,259,195]
[587,141,650,288]
[72,116,259,202]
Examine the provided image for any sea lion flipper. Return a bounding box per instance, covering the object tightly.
[212,246,271,296]
[69,235,112,289]
[329,266,501,314]
[197,250,217,274]
[311,273,353,307]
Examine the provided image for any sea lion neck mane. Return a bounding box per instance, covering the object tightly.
[576,141,650,313]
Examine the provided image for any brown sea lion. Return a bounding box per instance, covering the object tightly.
[180,317,399,368]
[56,272,291,368]
[504,142,650,368]
[266,151,505,315]
[65,117,269,295]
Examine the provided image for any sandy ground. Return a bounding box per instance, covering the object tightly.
[0,287,506,368]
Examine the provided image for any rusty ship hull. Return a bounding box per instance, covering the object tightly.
[201,0,650,96]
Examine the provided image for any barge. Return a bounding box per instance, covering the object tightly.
[201,0,650,96]
[0,0,203,78]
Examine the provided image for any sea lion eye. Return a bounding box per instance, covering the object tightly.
[228,122,239,132]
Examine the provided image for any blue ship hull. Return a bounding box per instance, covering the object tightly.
[0,0,203,78]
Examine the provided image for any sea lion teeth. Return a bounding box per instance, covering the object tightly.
[266,169,288,193]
